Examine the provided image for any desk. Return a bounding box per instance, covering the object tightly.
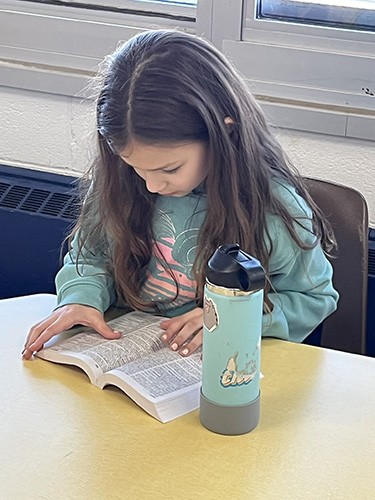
[1,294,375,499]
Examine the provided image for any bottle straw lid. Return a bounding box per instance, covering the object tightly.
[206,244,266,292]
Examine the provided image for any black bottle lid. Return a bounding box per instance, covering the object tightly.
[206,244,266,292]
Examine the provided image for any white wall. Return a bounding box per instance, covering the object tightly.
[275,129,375,229]
[0,86,95,176]
[1,85,375,226]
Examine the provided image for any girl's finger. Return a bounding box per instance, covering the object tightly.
[160,318,174,329]
[179,329,203,357]
[23,310,80,358]
[160,317,186,334]
[160,325,179,343]
[160,318,187,343]
[24,315,58,349]
[167,317,203,352]
[90,317,122,339]
[23,319,72,359]
[160,308,203,343]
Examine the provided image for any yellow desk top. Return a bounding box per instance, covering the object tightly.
[2,294,375,500]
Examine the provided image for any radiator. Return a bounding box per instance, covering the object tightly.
[0,164,78,299]
[367,228,375,356]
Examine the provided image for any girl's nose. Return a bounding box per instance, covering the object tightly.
[145,175,167,194]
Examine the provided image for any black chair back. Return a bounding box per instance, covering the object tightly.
[304,178,368,354]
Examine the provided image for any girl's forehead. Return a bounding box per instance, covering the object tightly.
[121,140,198,155]
[120,140,205,168]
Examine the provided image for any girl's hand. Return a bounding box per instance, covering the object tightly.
[160,307,203,357]
[22,304,121,360]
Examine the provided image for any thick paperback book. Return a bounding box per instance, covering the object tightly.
[37,311,202,423]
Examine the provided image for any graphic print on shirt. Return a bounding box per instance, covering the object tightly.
[141,209,199,307]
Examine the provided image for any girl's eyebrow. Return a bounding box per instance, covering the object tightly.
[123,160,181,171]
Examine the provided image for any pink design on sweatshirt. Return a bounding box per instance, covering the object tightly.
[142,237,197,305]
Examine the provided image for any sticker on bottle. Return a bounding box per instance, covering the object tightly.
[203,295,219,332]
[220,351,257,387]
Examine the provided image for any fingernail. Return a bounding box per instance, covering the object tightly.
[180,348,189,356]
[171,343,178,351]
[161,334,167,341]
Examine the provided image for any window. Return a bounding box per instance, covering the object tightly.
[1,0,374,140]
[0,0,196,96]
[205,0,375,140]
[258,0,375,32]
[57,0,197,16]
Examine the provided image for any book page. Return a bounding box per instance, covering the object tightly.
[111,348,202,400]
[43,312,165,374]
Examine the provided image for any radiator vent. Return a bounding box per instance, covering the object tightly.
[0,182,10,197]
[369,228,375,277]
[0,164,79,300]
[370,252,375,276]
[0,182,78,219]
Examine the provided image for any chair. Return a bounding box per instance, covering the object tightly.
[303,178,369,355]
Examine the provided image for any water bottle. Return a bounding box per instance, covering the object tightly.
[200,244,266,435]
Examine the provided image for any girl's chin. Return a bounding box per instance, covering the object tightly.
[159,191,182,197]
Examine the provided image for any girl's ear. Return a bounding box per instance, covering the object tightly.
[224,117,235,134]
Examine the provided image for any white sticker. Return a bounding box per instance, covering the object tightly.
[203,295,219,332]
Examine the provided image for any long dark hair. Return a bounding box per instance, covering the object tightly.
[71,29,335,311]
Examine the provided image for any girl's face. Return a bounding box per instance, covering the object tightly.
[120,140,209,197]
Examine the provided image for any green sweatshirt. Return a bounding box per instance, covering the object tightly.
[56,179,339,343]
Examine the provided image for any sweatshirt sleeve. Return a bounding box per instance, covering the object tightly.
[55,233,116,314]
[262,182,339,342]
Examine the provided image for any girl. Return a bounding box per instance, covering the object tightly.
[23,29,338,360]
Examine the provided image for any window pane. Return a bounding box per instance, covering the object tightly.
[26,0,197,10]
[158,0,197,4]
[130,0,197,4]
[258,0,375,32]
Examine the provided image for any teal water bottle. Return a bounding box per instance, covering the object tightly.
[200,244,266,435]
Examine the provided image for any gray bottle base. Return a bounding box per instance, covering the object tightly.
[200,389,260,435]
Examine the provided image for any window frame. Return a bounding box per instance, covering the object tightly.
[1,0,374,141]
[211,0,375,141]
[257,0,375,34]
[245,0,375,44]
[35,0,196,17]
[0,0,196,97]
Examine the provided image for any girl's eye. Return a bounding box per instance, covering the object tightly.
[164,166,180,174]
